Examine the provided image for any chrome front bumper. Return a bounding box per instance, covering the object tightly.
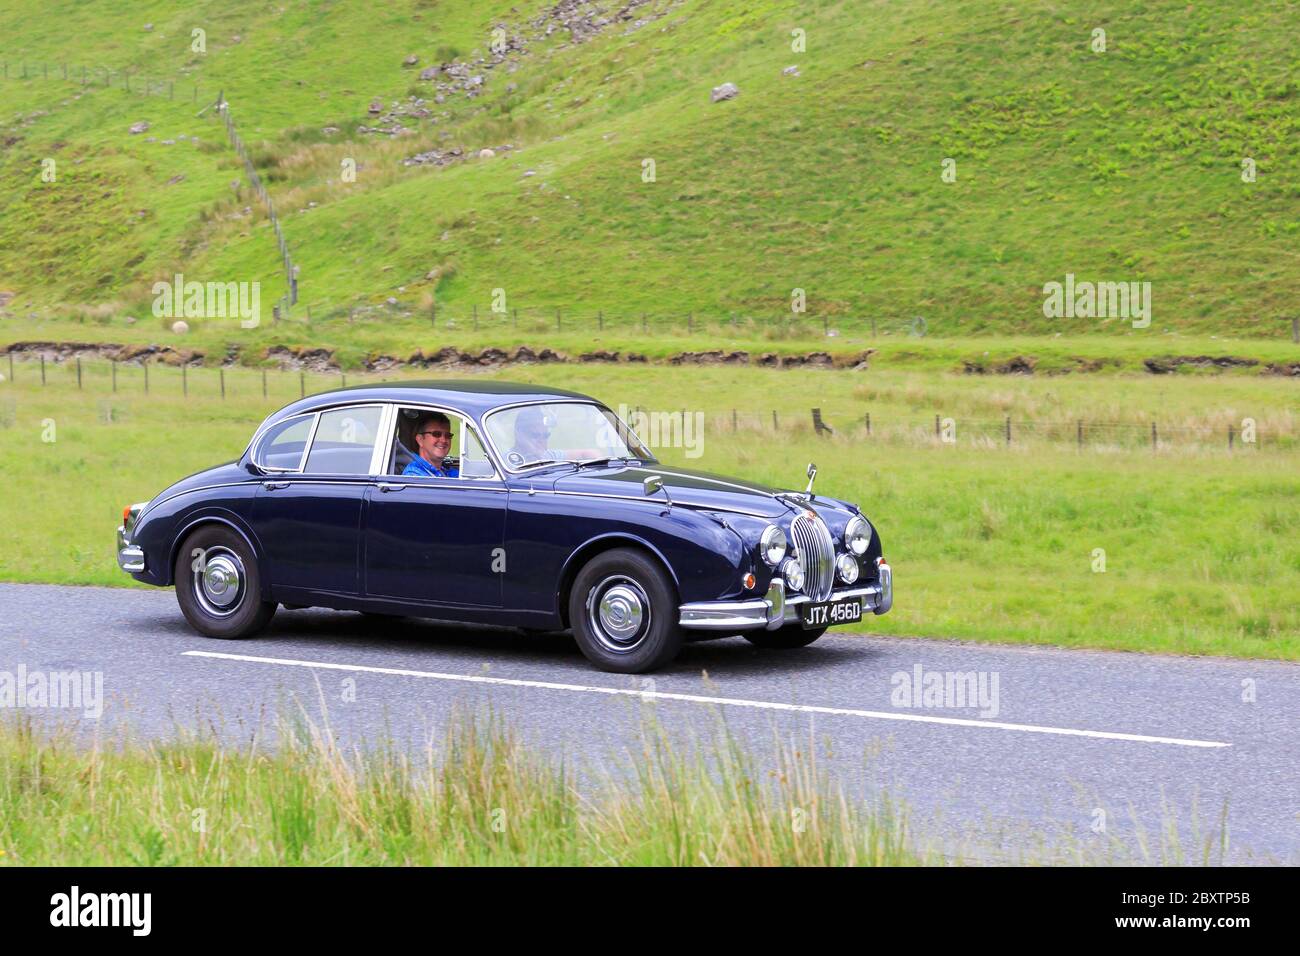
[680,563,892,631]
[117,526,145,573]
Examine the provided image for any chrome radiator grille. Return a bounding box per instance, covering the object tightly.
[790,512,835,601]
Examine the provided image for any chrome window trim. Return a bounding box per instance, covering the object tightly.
[381,401,505,485]
[301,403,386,477]
[480,398,655,475]
[251,411,319,474]
[367,404,398,476]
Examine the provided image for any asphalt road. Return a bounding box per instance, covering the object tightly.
[2,583,1296,863]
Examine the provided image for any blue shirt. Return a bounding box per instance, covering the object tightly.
[402,456,459,478]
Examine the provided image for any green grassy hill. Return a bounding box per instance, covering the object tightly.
[1,0,1298,343]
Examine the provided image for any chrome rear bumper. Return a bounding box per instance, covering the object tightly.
[680,564,892,631]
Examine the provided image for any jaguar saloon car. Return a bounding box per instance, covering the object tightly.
[116,381,892,672]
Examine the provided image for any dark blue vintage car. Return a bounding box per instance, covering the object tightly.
[116,381,891,672]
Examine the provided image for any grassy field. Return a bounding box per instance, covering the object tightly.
[1,0,1297,334]
[0,707,1233,866]
[1,360,1296,660]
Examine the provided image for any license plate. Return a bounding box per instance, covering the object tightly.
[799,596,863,629]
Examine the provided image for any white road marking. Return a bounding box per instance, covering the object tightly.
[182,650,1232,749]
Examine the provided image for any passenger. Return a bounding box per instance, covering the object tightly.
[403,412,459,478]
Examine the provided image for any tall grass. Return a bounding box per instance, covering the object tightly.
[0,707,930,866]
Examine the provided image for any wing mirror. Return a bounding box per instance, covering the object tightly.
[805,462,818,496]
[643,475,672,510]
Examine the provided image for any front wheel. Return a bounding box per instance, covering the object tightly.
[569,548,684,673]
[175,525,277,639]
[742,624,827,649]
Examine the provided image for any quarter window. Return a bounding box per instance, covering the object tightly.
[304,406,383,474]
[254,413,315,471]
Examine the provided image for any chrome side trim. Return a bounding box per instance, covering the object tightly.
[628,466,779,500]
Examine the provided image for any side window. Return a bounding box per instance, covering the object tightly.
[304,406,383,474]
[459,422,496,478]
[254,413,315,471]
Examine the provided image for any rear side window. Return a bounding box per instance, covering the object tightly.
[304,406,383,474]
[254,413,315,471]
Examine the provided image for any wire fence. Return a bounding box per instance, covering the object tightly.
[0,355,1290,454]
[0,58,211,103]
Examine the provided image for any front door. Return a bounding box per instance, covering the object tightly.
[364,412,506,607]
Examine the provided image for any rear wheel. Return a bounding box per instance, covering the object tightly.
[743,624,827,649]
[569,548,684,673]
[174,526,276,639]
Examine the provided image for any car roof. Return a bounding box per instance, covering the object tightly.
[262,380,597,422]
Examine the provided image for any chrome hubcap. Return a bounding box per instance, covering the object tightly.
[194,549,245,617]
[587,575,651,653]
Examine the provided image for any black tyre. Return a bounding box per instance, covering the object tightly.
[743,624,827,649]
[569,548,684,673]
[174,525,277,639]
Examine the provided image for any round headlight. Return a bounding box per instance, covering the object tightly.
[836,553,860,584]
[783,557,805,593]
[760,525,787,567]
[845,515,871,555]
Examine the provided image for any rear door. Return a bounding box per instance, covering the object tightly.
[363,410,507,607]
[251,404,386,598]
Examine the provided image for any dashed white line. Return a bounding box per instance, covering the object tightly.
[182,650,1232,749]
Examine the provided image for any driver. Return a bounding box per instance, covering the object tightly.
[403,411,459,478]
[506,406,571,466]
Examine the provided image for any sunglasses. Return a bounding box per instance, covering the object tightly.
[419,429,453,439]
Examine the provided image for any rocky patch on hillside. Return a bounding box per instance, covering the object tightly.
[0,341,204,365]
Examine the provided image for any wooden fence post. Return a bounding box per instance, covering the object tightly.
[144,363,149,394]
[262,369,267,398]
[1005,416,1011,446]
[1076,420,1083,449]
[220,368,225,399]
[182,364,187,396]
[865,412,871,435]
[40,355,45,385]
[112,360,117,392]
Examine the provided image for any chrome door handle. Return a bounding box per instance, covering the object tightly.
[262,481,290,490]
[377,483,406,493]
